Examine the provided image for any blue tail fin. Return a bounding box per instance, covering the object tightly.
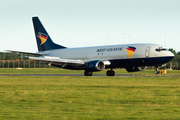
[32,17,66,51]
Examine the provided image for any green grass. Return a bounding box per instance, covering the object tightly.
[0,68,179,77]
[0,76,180,119]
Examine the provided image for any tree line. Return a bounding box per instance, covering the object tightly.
[0,52,29,61]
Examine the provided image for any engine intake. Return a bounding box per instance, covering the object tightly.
[126,66,147,72]
[84,60,105,71]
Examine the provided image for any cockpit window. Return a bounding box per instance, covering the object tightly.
[155,47,168,52]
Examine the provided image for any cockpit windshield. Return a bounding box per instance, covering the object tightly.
[155,47,168,52]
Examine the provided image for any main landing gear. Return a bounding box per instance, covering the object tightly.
[84,69,115,76]
[84,71,93,76]
[106,69,115,76]
[155,64,166,74]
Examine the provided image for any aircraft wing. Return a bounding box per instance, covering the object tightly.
[6,50,44,56]
[29,56,84,64]
[29,56,85,69]
[29,56,111,69]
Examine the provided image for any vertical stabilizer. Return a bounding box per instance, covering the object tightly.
[32,17,66,51]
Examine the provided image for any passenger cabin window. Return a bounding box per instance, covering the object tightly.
[155,47,168,52]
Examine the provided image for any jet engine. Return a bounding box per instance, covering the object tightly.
[126,66,147,72]
[84,60,105,71]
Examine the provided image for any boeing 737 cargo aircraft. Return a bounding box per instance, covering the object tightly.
[7,17,174,76]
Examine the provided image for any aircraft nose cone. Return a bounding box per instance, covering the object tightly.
[168,51,174,61]
[169,51,174,57]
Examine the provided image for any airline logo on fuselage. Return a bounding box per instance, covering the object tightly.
[125,46,136,58]
[37,32,48,45]
[96,47,123,52]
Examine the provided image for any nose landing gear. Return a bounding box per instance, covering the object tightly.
[155,65,160,74]
[155,64,166,74]
[155,67,160,74]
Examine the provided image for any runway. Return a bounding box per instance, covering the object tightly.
[0,74,134,77]
[0,74,179,77]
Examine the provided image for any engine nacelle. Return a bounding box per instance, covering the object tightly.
[126,66,147,72]
[84,60,105,71]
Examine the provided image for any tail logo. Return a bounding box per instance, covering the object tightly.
[37,32,48,45]
[125,46,136,58]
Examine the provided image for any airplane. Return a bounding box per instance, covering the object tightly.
[7,17,174,76]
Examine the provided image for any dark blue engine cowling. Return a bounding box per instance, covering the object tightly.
[84,60,105,71]
[126,66,147,72]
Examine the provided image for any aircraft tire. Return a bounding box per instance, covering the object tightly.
[106,70,115,76]
[84,71,93,76]
[155,70,160,74]
[155,67,160,74]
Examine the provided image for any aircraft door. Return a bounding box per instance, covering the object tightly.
[145,46,151,57]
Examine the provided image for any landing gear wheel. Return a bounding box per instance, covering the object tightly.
[106,70,115,76]
[155,70,160,74]
[155,67,160,74]
[106,71,111,76]
[84,71,93,76]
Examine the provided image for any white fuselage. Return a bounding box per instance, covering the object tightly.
[40,43,174,62]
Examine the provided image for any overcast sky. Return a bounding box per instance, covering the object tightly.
[0,0,180,52]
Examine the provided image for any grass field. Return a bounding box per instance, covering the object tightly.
[0,69,180,119]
